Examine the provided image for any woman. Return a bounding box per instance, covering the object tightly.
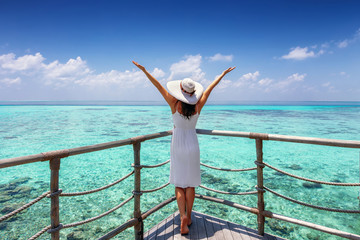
[133,61,235,234]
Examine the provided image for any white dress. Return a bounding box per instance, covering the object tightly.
[169,111,201,188]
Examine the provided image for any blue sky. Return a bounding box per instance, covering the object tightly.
[0,0,359,102]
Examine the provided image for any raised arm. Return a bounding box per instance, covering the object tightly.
[197,67,236,112]
[132,61,177,108]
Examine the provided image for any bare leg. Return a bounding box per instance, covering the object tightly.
[185,187,195,226]
[175,187,189,234]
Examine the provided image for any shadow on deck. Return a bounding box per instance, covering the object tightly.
[144,211,286,240]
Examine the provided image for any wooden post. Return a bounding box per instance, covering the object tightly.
[358,152,360,207]
[133,142,143,240]
[49,158,61,240]
[256,139,265,235]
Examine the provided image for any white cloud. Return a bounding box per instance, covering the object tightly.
[168,54,205,82]
[208,53,233,62]
[322,82,331,87]
[280,28,360,61]
[0,52,167,88]
[76,70,143,87]
[152,68,166,78]
[276,73,306,89]
[281,45,326,60]
[337,28,360,49]
[318,49,325,55]
[258,78,273,86]
[322,81,336,92]
[258,78,274,92]
[321,42,330,48]
[75,68,164,87]
[287,73,306,82]
[338,40,349,48]
[241,71,260,81]
[281,47,315,60]
[0,53,44,71]
[231,71,306,94]
[0,77,21,85]
[44,57,92,85]
[338,71,350,78]
[0,52,312,99]
[233,71,260,88]
[218,79,232,89]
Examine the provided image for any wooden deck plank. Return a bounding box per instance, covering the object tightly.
[144,211,287,240]
[145,220,158,240]
[144,227,149,239]
[264,232,287,240]
[263,233,277,240]
[242,225,266,240]
[227,221,245,240]
[209,215,226,240]
[173,211,190,240]
[164,213,175,240]
[202,213,216,240]
[155,216,168,240]
[173,212,183,240]
[200,212,244,240]
[218,219,234,240]
[194,212,207,240]
[189,211,198,239]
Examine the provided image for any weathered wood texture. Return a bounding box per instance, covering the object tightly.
[144,211,286,240]
[256,139,265,236]
[49,158,61,240]
[133,142,142,240]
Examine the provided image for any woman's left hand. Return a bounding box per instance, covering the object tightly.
[223,67,236,75]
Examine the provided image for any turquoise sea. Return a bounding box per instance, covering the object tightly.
[0,101,360,239]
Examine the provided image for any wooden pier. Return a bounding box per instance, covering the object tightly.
[144,211,286,240]
[1,129,360,240]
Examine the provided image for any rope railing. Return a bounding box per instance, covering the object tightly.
[60,170,134,197]
[62,195,134,228]
[0,191,50,223]
[28,225,51,240]
[200,162,257,172]
[132,160,170,169]
[263,186,360,214]
[97,218,139,240]
[263,162,360,186]
[28,195,134,239]
[98,196,178,240]
[141,182,170,193]
[199,184,257,196]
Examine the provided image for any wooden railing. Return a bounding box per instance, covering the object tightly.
[0,129,360,240]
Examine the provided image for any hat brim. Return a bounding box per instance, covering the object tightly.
[167,80,204,105]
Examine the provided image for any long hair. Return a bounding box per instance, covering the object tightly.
[181,101,196,119]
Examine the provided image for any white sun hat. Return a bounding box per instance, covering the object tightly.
[167,78,204,105]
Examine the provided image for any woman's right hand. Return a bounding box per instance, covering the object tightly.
[132,61,146,71]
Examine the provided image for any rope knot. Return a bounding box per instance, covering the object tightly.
[47,223,63,233]
[47,189,63,198]
[254,161,265,168]
[255,185,266,193]
[132,190,143,196]
[131,163,143,169]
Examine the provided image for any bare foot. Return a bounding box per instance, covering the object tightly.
[187,217,192,226]
[180,216,189,235]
